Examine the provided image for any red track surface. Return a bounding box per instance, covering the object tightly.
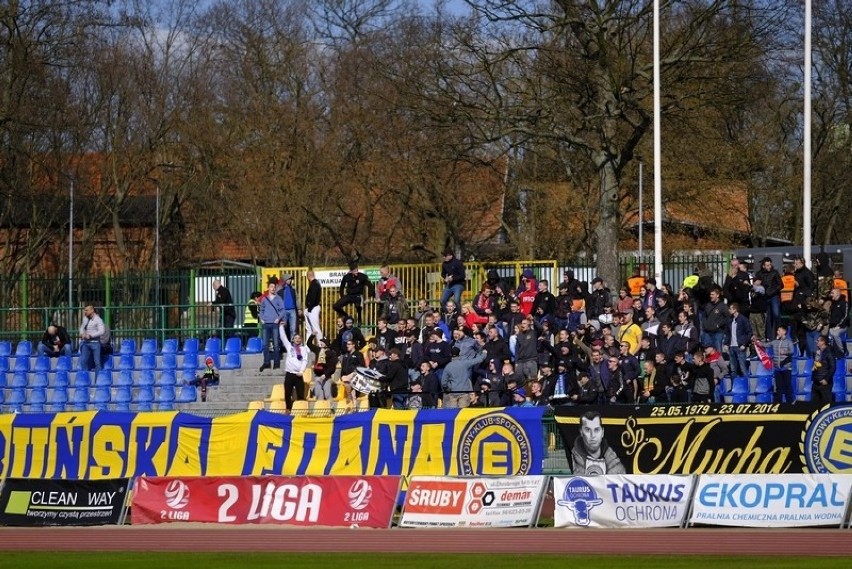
[1,527,851,556]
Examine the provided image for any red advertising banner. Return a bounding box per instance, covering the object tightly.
[131,476,401,528]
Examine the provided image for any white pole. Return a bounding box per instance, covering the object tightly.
[653,0,663,283]
[638,160,644,259]
[68,178,74,311]
[155,184,160,277]
[803,0,812,267]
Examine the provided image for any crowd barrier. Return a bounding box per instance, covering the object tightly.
[1,474,850,529]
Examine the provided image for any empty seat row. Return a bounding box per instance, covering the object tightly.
[1,384,197,413]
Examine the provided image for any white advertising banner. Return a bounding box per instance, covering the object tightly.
[553,475,694,528]
[690,474,852,527]
[399,476,547,528]
[312,268,380,289]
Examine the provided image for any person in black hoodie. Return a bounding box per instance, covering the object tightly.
[811,335,836,405]
[754,257,783,340]
[793,256,816,305]
[385,348,411,409]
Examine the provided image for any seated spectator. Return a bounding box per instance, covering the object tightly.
[39,324,72,358]
[187,356,220,402]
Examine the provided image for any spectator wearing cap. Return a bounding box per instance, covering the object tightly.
[189,356,220,402]
[334,261,373,326]
[472,375,500,407]
[334,316,366,354]
[511,387,533,407]
[440,248,466,311]
[407,377,434,409]
[441,344,487,408]
[276,273,300,343]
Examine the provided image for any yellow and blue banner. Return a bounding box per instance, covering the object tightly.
[0,407,545,480]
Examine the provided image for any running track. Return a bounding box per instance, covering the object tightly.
[1,527,851,556]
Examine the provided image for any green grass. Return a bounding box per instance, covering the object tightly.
[1,554,850,569]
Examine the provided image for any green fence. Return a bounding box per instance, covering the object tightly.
[0,254,733,346]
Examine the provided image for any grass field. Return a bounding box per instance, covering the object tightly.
[2,553,850,569]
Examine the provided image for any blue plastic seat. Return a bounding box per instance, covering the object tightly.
[55,356,72,371]
[220,351,241,370]
[15,341,32,357]
[34,356,51,373]
[754,392,773,403]
[72,387,89,406]
[102,354,114,370]
[176,385,197,403]
[0,341,11,357]
[135,386,154,404]
[731,376,749,395]
[140,338,158,355]
[755,375,773,394]
[224,337,241,354]
[95,370,113,387]
[182,338,199,354]
[158,370,177,386]
[245,336,263,354]
[13,357,30,373]
[204,337,221,355]
[32,372,49,389]
[9,388,27,405]
[53,370,69,388]
[118,354,135,371]
[832,381,846,403]
[731,393,749,404]
[29,388,47,406]
[12,372,28,388]
[182,354,198,372]
[162,353,177,370]
[120,339,136,355]
[162,338,178,354]
[0,356,8,373]
[115,386,132,404]
[49,401,66,412]
[139,353,156,370]
[93,387,111,410]
[51,386,68,405]
[157,385,176,403]
[0,372,6,388]
[116,370,134,387]
[74,371,91,388]
[137,370,156,387]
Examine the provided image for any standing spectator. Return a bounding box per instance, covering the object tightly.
[307,335,338,401]
[39,324,72,358]
[618,342,640,402]
[441,346,487,408]
[414,360,441,406]
[747,277,768,341]
[670,351,694,403]
[615,288,634,317]
[424,329,452,383]
[615,312,642,355]
[440,249,466,310]
[78,304,106,371]
[703,344,728,402]
[532,279,557,324]
[211,279,237,333]
[638,360,667,404]
[276,274,300,342]
[339,339,366,405]
[722,258,751,307]
[725,303,753,379]
[334,316,366,353]
[334,262,372,326]
[754,257,783,340]
[375,265,402,301]
[811,335,836,405]
[770,325,795,404]
[793,256,816,305]
[374,318,397,353]
[702,287,728,353]
[385,348,410,409]
[834,269,849,301]
[587,277,611,322]
[380,285,409,330]
[514,317,540,381]
[827,288,849,356]
[814,252,835,299]
[675,310,700,355]
[304,270,323,340]
[641,278,663,310]
[691,350,715,403]
[258,281,286,372]
[242,291,261,343]
[517,276,538,316]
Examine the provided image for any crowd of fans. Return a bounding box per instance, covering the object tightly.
[251,250,851,411]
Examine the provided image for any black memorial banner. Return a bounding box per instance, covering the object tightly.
[0,478,129,526]
[554,403,830,475]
